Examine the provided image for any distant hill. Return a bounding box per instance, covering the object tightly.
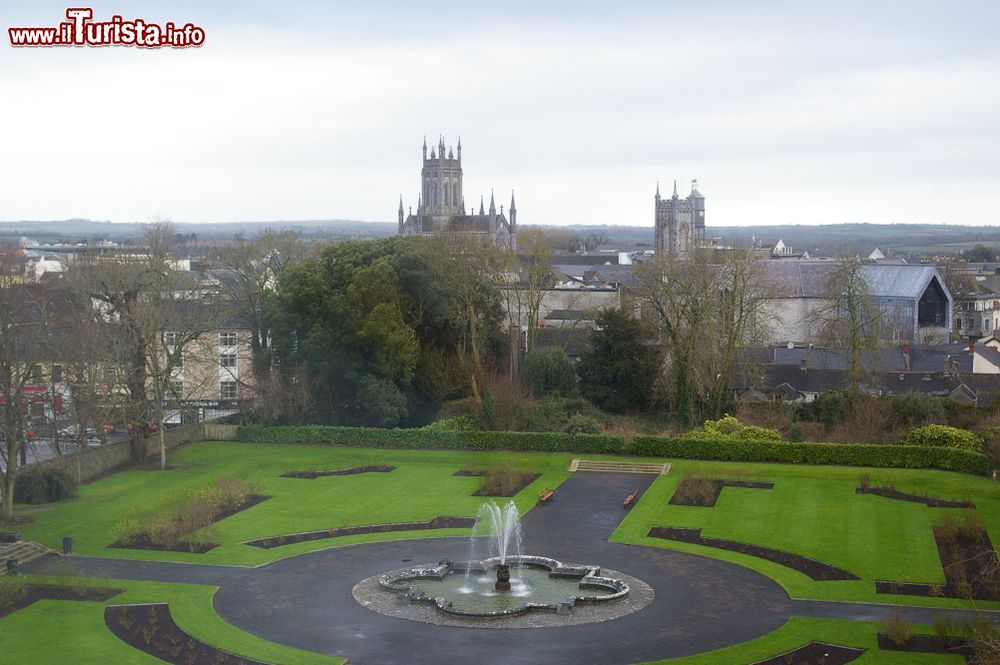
[3,219,999,257]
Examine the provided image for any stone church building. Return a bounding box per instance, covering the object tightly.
[655,179,705,256]
[398,136,517,249]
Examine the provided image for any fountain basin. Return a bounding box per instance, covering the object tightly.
[379,555,629,617]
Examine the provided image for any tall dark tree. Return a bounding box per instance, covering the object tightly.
[577,310,662,413]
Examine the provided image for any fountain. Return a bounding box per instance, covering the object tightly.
[474,500,522,591]
[375,500,633,619]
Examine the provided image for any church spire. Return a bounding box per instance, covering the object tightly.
[479,195,484,215]
[655,181,661,200]
[509,190,517,228]
[398,195,404,230]
[457,135,462,163]
[672,180,678,198]
[422,136,427,161]
[488,189,496,215]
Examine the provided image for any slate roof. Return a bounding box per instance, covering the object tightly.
[532,327,591,358]
[762,261,950,301]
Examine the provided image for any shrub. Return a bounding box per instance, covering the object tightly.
[688,415,782,441]
[796,390,855,429]
[787,422,804,442]
[522,347,577,397]
[13,468,78,505]
[113,518,143,544]
[235,425,990,475]
[0,575,27,610]
[881,608,912,647]
[422,414,482,432]
[899,425,981,452]
[888,393,947,428]
[977,426,1000,470]
[563,414,602,435]
[629,436,989,475]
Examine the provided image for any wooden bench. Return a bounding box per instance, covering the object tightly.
[623,489,641,508]
[537,487,556,503]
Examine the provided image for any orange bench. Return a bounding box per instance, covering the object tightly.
[537,487,556,503]
[623,489,641,508]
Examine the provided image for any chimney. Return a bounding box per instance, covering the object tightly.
[902,342,910,371]
[800,357,808,373]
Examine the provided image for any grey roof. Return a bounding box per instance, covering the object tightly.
[768,344,971,373]
[762,261,951,301]
[582,265,638,288]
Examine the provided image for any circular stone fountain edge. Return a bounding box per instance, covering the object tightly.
[353,564,654,629]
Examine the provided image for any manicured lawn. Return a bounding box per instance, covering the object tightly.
[614,459,1000,608]
[8,442,1000,664]
[0,576,344,665]
[648,617,965,664]
[14,442,575,566]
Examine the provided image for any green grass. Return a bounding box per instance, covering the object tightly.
[14,442,575,566]
[645,617,965,664]
[0,576,343,665]
[10,442,1000,664]
[613,459,1000,608]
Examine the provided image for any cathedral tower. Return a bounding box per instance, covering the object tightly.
[420,135,463,219]
[655,179,705,256]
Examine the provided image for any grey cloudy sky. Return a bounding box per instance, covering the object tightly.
[2,0,998,227]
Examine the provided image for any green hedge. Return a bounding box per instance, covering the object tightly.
[234,426,989,475]
[631,436,989,476]
[236,425,627,454]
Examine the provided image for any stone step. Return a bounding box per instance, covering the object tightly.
[1,540,58,573]
[571,459,670,475]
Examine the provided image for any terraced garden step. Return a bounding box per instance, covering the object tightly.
[570,459,671,474]
[0,540,57,572]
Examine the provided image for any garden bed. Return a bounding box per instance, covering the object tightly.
[876,633,974,662]
[856,486,973,508]
[105,603,271,665]
[876,525,1000,601]
[669,478,774,507]
[750,641,864,665]
[109,495,270,554]
[0,583,122,620]
[245,515,477,549]
[453,469,542,497]
[648,527,859,581]
[281,465,395,479]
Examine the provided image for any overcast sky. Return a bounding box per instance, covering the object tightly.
[2,1,999,227]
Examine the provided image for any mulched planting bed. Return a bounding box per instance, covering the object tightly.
[105,603,271,665]
[109,495,271,554]
[857,486,974,508]
[877,633,974,662]
[750,641,865,665]
[245,515,477,549]
[876,527,1000,601]
[648,526,859,581]
[0,583,123,620]
[669,478,774,507]
[471,472,541,497]
[281,465,395,479]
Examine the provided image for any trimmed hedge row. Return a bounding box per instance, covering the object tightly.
[236,425,626,454]
[631,436,989,476]
[234,426,989,476]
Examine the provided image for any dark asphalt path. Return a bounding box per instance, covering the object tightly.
[26,471,997,665]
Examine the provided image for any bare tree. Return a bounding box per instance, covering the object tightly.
[66,222,223,468]
[214,230,309,381]
[0,277,58,522]
[811,255,884,394]
[636,248,777,424]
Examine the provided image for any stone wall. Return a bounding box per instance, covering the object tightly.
[30,422,209,485]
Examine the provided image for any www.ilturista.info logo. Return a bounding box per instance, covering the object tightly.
[9,8,205,48]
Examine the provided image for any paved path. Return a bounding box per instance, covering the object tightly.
[26,471,997,664]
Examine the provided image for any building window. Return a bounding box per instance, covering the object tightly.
[103,367,117,384]
[51,365,63,383]
[163,331,178,345]
[219,332,238,347]
[220,352,237,368]
[31,365,43,382]
[168,379,184,399]
[220,381,238,399]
